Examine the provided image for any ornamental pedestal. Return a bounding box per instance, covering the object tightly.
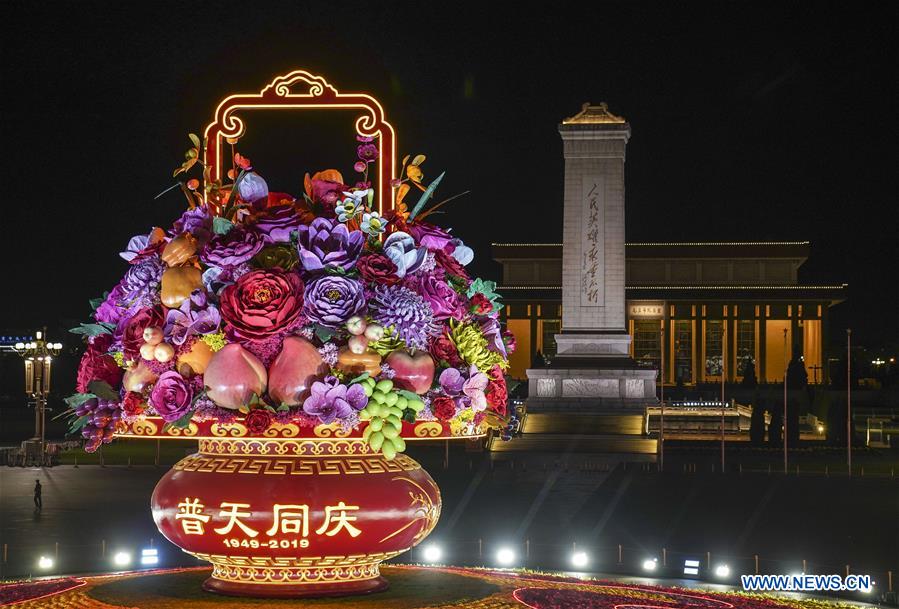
[119,418,463,598]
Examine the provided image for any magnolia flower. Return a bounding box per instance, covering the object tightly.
[462,366,489,411]
[382,231,426,278]
[360,211,385,236]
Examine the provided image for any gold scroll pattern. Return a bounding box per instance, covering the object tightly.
[173,453,420,476]
[211,563,380,585]
[198,438,372,457]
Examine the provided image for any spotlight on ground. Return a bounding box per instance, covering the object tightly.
[571,551,589,569]
[496,547,516,566]
[422,544,442,563]
[140,548,159,566]
[715,564,731,578]
[642,558,658,572]
[113,551,132,568]
[38,556,54,570]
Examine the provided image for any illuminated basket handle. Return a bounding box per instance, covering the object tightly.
[202,70,397,214]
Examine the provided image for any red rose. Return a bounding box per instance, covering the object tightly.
[220,269,304,341]
[429,331,462,367]
[76,341,123,393]
[435,250,469,281]
[432,396,457,422]
[119,307,164,361]
[469,293,493,315]
[357,254,400,286]
[122,392,146,415]
[245,409,273,434]
[485,366,508,417]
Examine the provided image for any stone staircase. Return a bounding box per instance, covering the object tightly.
[489,411,658,456]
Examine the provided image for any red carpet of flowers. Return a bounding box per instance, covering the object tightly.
[0,578,84,606]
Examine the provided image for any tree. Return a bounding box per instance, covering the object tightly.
[768,405,783,446]
[749,399,765,445]
[827,397,847,446]
[741,359,758,388]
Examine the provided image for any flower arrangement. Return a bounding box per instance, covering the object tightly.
[66,135,515,459]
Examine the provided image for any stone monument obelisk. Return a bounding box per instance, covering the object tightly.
[527,103,656,412]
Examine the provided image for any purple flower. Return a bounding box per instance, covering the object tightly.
[303,275,366,328]
[408,222,454,252]
[405,271,465,320]
[382,231,427,278]
[120,233,151,262]
[120,255,164,307]
[149,371,194,422]
[164,290,222,345]
[202,225,264,268]
[254,205,301,244]
[479,315,508,358]
[238,172,269,206]
[302,375,368,424]
[95,283,128,326]
[296,218,364,274]
[369,285,439,351]
[439,368,465,395]
[463,366,489,411]
[357,142,379,163]
[172,207,213,246]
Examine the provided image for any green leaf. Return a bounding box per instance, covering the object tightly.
[88,292,109,312]
[212,216,234,235]
[408,171,445,220]
[64,393,96,409]
[172,411,193,428]
[314,325,335,343]
[69,323,113,337]
[87,380,120,402]
[68,414,90,433]
[349,372,371,384]
[189,133,201,148]
[402,408,417,424]
[396,389,420,402]
[277,403,291,412]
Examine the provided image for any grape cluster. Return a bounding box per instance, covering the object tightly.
[75,398,122,452]
[358,378,425,460]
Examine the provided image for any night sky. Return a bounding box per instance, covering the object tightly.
[2,1,896,347]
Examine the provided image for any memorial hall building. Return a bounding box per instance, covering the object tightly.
[494,240,846,385]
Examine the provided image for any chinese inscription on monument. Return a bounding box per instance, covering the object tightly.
[580,176,604,307]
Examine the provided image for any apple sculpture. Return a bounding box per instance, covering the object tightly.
[386,350,436,394]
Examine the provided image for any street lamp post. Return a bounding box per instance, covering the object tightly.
[783,328,788,475]
[720,321,726,473]
[659,327,665,472]
[13,328,63,464]
[847,328,852,478]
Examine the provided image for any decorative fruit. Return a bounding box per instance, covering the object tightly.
[142,327,164,345]
[204,344,267,409]
[386,350,435,394]
[348,335,369,354]
[356,376,425,460]
[161,233,198,266]
[154,343,175,363]
[346,316,366,336]
[160,266,203,308]
[364,323,384,341]
[336,348,382,378]
[122,361,158,393]
[267,337,326,406]
[176,339,213,377]
[139,343,157,361]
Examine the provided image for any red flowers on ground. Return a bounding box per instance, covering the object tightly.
[220,269,304,340]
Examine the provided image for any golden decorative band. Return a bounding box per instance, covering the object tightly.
[191,550,403,568]
[198,438,373,457]
[210,563,380,585]
[173,452,420,475]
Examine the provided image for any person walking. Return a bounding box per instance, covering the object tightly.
[33,479,42,511]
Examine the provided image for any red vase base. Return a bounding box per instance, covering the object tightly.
[202,575,389,598]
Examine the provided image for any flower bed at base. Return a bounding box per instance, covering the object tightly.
[2,566,867,609]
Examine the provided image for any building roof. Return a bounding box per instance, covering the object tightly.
[562,102,627,124]
[496,284,848,304]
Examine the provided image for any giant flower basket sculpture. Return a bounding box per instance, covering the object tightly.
[65,70,517,598]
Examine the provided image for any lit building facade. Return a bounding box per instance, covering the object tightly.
[494,241,845,385]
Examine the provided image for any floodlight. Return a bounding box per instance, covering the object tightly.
[496,547,516,566]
